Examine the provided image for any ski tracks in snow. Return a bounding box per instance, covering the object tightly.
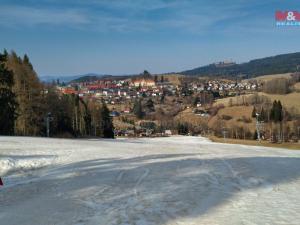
[135,168,150,186]
[117,167,152,225]
[1,136,300,225]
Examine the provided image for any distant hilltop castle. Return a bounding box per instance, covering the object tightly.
[214,60,236,67]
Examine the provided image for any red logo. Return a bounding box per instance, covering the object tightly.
[275,11,300,21]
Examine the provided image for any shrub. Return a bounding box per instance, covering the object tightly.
[221,115,232,120]
[237,116,252,123]
[209,104,225,116]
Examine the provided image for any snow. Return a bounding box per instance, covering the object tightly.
[0,136,300,225]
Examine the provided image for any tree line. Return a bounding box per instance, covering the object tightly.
[0,50,114,138]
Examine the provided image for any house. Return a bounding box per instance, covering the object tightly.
[61,87,77,95]
[123,108,131,113]
[165,130,172,136]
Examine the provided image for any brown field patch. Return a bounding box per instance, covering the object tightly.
[243,73,292,82]
[214,92,300,112]
[208,106,256,132]
[175,108,209,125]
[293,82,300,92]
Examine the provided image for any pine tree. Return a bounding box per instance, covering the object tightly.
[253,130,258,140]
[133,99,144,119]
[277,101,283,122]
[99,100,114,138]
[259,107,266,122]
[0,52,18,135]
[178,123,189,135]
[143,70,150,77]
[23,54,33,70]
[270,100,277,121]
[252,106,257,118]
[273,101,280,122]
[145,98,155,112]
[270,100,283,123]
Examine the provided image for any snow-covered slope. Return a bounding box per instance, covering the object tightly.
[0,136,300,225]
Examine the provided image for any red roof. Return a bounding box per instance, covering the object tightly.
[62,88,77,95]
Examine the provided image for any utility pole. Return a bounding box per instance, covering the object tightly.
[46,112,53,137]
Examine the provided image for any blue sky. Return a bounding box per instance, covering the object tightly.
[0,0,300,77]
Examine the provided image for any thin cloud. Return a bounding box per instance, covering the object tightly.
[0,1,278,35]
[0,5,90,27]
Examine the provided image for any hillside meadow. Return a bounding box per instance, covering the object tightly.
[214,92,300,112]
[242,73,292,82]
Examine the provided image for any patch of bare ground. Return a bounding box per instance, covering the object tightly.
[209,136,300,150]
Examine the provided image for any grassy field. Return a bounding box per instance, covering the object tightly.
[293,82,300,92]
[209,136,300,150]
[175,108,208,125]
[260,92,300,110]
[214,92,300,111]
[162,74,185,86]
[208,105,256,132]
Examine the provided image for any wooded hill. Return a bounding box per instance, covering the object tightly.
[181,52,300,78]
[69,75,133,83]
[70,75,103,83]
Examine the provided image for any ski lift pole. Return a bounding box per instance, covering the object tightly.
[256,113,261,142]
[222,128,228,141]
[46,112,53,137]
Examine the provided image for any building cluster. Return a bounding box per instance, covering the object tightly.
[56,76,261,106]
[56,77,177,104]
[203,80,260,92]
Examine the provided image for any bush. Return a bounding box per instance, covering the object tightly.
[177,123,189,135]
[221,115,232,120]
[209,104,225,116]
[237,116,252,123]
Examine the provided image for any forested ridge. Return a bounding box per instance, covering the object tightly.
[0,50,114,138]
[182,52,300,77]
